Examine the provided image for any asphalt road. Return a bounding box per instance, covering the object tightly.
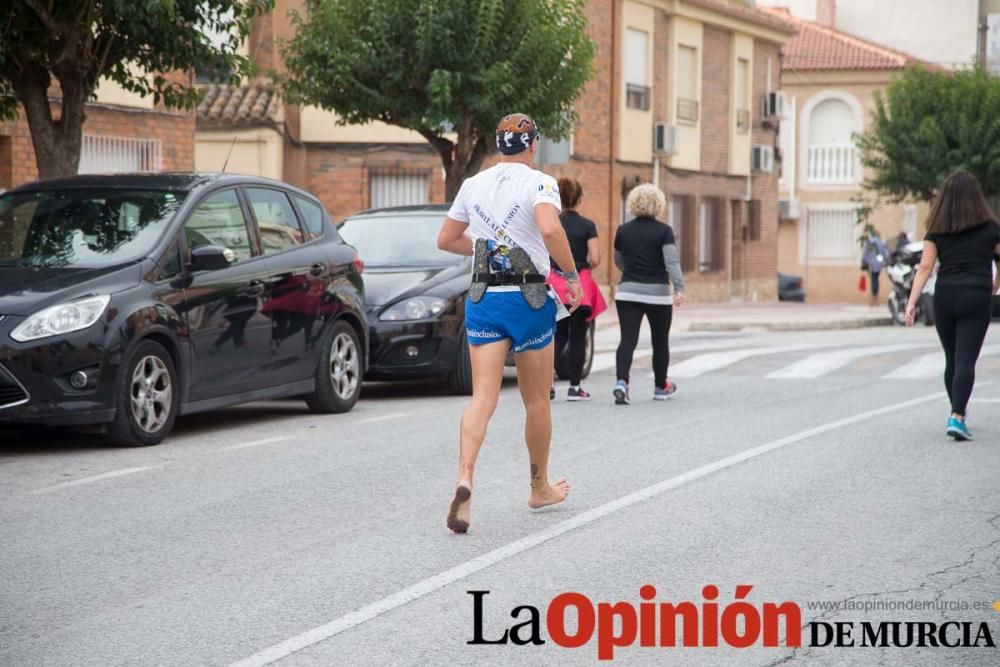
[2,324,1000,666]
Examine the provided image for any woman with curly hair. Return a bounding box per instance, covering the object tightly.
[612,183,685,404]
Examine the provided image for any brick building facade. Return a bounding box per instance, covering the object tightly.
[197,0,791,301]
[0,73,196,190]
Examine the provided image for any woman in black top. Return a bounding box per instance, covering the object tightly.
[547,177,606,400]
[907,170,1000,441]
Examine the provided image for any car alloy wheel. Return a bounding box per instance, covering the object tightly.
[329,332,359,400]
[130,355,172,434]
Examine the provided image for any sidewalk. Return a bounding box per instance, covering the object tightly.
[594,298,893,332]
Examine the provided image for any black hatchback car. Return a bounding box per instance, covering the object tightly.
[338,205,594,395]
[0,173,366,446]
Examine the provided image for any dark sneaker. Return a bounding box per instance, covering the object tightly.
[613,380,630,405]
[567,386,591,401]
[653,380,678,400]
[946,417,973,441]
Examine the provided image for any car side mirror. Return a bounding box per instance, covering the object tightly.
[188,245,234,272]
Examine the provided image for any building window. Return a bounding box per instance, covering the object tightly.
[806,97,857,184]
[79,135,162,174]
[735,58,750,133]
[625,29,650,111]
[677,45,699,124]
[698,198,723,272]
[669,195,695,270]
[806,206,858,259]
[369,171,429,209]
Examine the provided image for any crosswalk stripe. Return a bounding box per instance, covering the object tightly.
[667,344,833,378]
[884,344,1000,379]
[590,340,748,375]
[766,343,935,379]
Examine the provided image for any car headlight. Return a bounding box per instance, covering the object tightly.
[11,295,111,342]
[379,297,448,321]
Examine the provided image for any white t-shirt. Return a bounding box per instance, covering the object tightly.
[446,162,561,278]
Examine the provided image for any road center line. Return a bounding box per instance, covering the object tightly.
[229,388,955,667]
[32,466,159,494]
[220,436,291,452]
[357,412,412,424]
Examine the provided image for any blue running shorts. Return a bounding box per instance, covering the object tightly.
[465,289,556,352]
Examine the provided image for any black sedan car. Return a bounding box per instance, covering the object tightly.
[338,205,594,395]
[0,173,366,446]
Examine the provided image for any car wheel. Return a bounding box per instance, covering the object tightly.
[108,340,178,447]
[448,331,474,396]
[305,320,362,413]
[555,320,595,381]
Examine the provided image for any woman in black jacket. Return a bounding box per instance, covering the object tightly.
[612,183,685,405]
[906,170,1000,440]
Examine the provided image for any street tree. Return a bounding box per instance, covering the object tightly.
[0,0,273,179]
[280,0,595,199]
[856,65,1000,204]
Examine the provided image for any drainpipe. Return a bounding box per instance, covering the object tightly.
[608,0,619,298]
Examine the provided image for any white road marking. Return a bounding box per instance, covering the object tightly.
[228,388,956,667]
[884,345,1000,379]
[969,398,1000,404]
[766,343,934,379]
[590,340,748,374]
[666,344,831,378]
[357,412,412,425]
[32,466,159,494]
[220,436,291,452]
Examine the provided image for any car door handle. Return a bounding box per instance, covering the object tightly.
[310,263,327,277]
[243,279,267,297]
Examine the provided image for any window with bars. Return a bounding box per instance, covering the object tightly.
[369,171,430,209]
[669,195,695,271]
[806,206,858,259]
[625,29,650,111]
[79,135,162,174]
[677,45,699,124]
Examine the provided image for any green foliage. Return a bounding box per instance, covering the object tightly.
[0,0,274,120]
[856,65,1000,203]
[280,0,595,193]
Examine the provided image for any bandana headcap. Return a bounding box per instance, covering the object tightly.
[495,113,538,155]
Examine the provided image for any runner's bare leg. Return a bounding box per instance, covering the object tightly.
[514,341,571,508]
[448,339,510,533]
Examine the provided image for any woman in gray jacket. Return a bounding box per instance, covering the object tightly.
[612,183,685,404]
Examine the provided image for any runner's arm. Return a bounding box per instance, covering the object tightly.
[437,217,473,256]
[535,203,576,277]
[587,237,602,269]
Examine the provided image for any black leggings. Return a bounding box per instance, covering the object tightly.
[554,307,591,386]
[933,285,992,416]
[615,300,673,387]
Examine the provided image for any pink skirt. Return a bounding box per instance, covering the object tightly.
[547,268,607,322]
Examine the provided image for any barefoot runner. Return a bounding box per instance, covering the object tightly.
[437,113,582,533]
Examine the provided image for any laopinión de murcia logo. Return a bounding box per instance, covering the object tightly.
[466,586,999,660]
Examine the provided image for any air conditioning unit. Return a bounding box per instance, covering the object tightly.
[653,122,678,155]
[778,197,800,220]
[761,91,786,119]
[751,145,775,173]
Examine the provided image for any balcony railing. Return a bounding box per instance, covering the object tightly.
[806,144,856,184]
[736,109,750,133]
[677,98,699,123]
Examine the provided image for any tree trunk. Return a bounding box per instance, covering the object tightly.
[15,70,85,180]
[421,114,492,201]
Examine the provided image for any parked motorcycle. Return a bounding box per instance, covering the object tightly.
[886,240,935,325]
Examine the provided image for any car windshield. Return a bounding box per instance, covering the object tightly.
[0,188,184,269]
[337,213,458,267]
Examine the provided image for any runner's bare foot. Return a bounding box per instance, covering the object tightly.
[447,485,472,533]
[528,478,570,509]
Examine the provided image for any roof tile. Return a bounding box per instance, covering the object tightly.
[196,79,280,128]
